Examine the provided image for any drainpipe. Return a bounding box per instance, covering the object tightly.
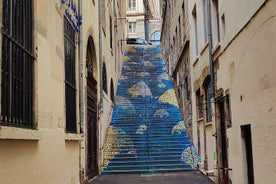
[207,0,218,182]
[78,0,84,182]
[113,0,117,74]
[98,0,103,113]
[143,0,149,41]
[98,0,104,172]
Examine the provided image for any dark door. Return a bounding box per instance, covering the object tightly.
[87,76,98,179]
[86,37,98,179]
[218,99,229,183]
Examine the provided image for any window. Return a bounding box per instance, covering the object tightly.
[102,0,106,33]
[196,90,203,119]
[204,77,212,122]
[102,63,107,94]
[225,93,232,128]
[184,77,189,100]
[1,0,34,128]
[110,79,114,102]
[110,16,113,49]
[212,0,220,45]
[202,0,208,43]
[241,124,255,184]
[221,14,226,40]
[192,6,198,56]
[128,0,136,10]
[64,17,77,133]
[178,16,181,44]
[128,22,136,33]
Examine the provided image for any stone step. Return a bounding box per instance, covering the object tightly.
[101,167,195,175]
[103,163,192,171]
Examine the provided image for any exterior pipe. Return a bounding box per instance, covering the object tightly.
[143,0,149,41]
[207,0,218,182]
[98,0,103,113]
[78,0,84,183]
[98,0,103,173]
[113,0,117,73]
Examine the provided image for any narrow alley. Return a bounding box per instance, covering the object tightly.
[1,0,275,183]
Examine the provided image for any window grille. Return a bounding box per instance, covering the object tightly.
[128,22,136,33]
[128,0,136,10]
[204,78,212,122]
[196,90,203,119]
[1,0,34,128]
[110,79,114,102]
[64,17,77,133]
[102,63,107,94]
[110,16,113,49]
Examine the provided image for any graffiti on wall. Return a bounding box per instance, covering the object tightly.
[61,0,82,32]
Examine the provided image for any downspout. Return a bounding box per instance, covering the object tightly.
[78,0,84,183]
[98,0,104,173]
[143,0,149,41]
[113,0,117,74]
[98,0,103,113]
[207,0,218,182]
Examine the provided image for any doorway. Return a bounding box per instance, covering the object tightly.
[218,98,229,183]
[86,36,98,179]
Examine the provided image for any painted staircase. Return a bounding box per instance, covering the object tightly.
[101,45,200,174]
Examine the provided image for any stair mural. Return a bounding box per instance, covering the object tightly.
[101,45,200,174]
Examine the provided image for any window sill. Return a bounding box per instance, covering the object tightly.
[212,43,221,55]
[197,118,204,122]
[205,121,213,126]
[65,133,83,141]
[200,42,209,56]
[192,56,199,67]
[0,126,41,140]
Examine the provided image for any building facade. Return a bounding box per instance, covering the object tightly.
[126,0,161,43]
[161,0,193,139]
[126,0,146,39]
[0,0,126,183]
[162,0,276,183]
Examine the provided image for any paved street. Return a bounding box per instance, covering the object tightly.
[89,171,212,184]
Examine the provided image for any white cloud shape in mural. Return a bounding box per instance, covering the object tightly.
[171,121,186,135]
[157,83,166,88]
[136,124,147,135]
[115,96,136,113]
[137,72,151,77]
[144,61,155,68]
[154,109,169,118]
[157,73,170,82]
[127,81,152,98]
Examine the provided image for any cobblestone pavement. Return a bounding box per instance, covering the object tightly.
[89,171,213,184]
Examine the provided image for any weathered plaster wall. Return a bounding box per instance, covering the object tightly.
[216,1,276,183]
[0,0,126,183]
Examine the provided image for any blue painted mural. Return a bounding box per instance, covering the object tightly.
[102,45,200,174]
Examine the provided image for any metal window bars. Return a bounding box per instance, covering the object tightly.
[1,0,34,128]
[64,17,77,133]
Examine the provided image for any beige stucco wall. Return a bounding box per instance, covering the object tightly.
[216,1,276,183]
[0,0,126,183]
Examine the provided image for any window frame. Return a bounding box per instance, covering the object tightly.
[128,0,136,10]
[102,63,108,94]
[128,22,136,33]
